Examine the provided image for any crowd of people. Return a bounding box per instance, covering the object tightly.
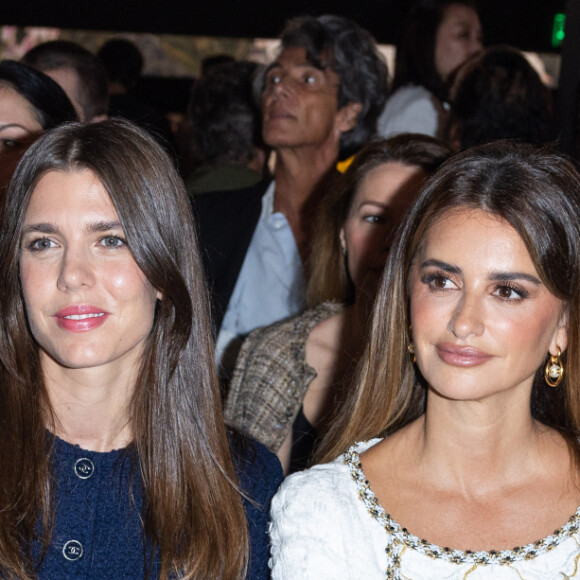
[0,1,577,578]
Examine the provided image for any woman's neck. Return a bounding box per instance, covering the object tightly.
[41,355,136,452]
[414,391,554,491]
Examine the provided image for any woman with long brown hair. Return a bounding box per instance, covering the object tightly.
[0,119,281,579]
[270,141,580,577]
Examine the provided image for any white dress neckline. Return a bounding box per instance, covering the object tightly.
[344,440,580,576]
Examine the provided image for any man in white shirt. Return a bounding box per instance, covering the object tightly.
[194,15,389,368]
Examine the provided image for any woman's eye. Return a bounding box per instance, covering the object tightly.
[303,74,316,84]
[493,285,526,301]
[28,238,56,251]
[0,138,23,150]
[422,273,455,291]
[432,275,451,289]
[363,215,385,225]
[99,235,126,248]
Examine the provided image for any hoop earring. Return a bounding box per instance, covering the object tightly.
[408,325,416,363]
[545,346,564,387]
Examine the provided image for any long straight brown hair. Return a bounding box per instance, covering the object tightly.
[0,119,248,579]
[317,141,580,464]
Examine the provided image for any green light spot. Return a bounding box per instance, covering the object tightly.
[552,13,566,48]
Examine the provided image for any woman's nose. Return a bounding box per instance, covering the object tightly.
[57,248,95,291]
[470,35,483,57]
[449,293,484,339]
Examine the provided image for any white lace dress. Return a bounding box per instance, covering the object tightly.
[269,439,580,579]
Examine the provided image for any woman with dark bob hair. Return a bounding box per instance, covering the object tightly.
[0,60,77,192]
[0,119,281,579]
[226,135,451,474]
[270,141,580,577]
[446,45,553,150]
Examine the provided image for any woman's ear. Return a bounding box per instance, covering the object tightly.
[156,290,163,301]
[339,228,347,255]
[550,310,568,355]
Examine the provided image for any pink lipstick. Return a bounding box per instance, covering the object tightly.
[436,343,492,367]
[54,305,109,332]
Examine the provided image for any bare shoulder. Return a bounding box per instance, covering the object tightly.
[239,302,343,363]
[305,309,345,363]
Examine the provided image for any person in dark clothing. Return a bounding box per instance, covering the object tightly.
[22,40,108,122]
[97,38,175,152]
[185,60,267,195]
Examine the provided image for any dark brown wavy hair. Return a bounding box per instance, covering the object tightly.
[318,141,580,463]
[0,119,248,579]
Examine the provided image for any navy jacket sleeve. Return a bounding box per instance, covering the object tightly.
[234,436,283,579]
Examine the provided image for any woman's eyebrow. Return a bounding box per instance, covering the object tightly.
[488,271,541,284]
[22,223,57,235]
[420,258,542,285]
[0,123,33,132]
[86,220,123,233]
[420,258,461,275]
[21,221,123,235]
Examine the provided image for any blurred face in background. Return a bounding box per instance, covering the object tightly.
[434,3,483,83]
[0,84,42,192]
[43,67,86,121]
[340,161,426,298]
[262,46,359,154]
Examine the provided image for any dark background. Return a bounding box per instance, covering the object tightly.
[0,0,568,53]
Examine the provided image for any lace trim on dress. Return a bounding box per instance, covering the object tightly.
[344,445,580,578]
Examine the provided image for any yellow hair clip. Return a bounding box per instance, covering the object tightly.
[336,155,355,174]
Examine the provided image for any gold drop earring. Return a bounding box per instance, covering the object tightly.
[544,346,564,387]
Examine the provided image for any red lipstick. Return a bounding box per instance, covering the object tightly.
[54,305,109,333]
[436,343,492,367]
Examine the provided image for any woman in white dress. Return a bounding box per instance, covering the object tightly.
[270,141,580,578]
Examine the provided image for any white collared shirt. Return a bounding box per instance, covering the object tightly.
[216,182,306,367]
